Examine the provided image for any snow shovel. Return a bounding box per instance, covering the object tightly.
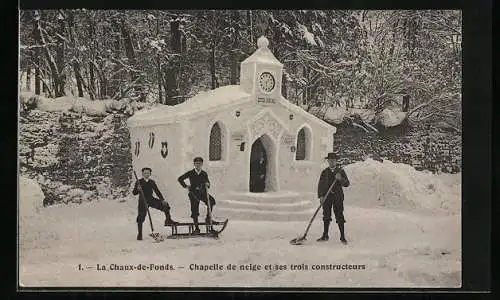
[188,187,215,229]
[133,170,164,242]
[204,184,215,232]
[290,178,338,245]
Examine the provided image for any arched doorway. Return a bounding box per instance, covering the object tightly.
[249,134,277,193]
[250,138,267,192]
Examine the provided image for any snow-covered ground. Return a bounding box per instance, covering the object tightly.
[19,160,461,288]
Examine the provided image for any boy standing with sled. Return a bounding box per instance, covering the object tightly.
[178,157,217,234]
[317,152,350,244]
[133,167,178,240]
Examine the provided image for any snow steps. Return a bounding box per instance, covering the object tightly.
[216,207,315,221]
[217,199,312,212]
[219,191,316,204]
[215,191,316,221]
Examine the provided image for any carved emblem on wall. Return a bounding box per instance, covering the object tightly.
[160,141,168,158]
[134,141,140,157]
[148,132,155,149]
[281,134,295,145]
[251,112,284,140]
[231,132,244,141]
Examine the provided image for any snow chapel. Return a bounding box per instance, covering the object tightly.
[127,36,337,221]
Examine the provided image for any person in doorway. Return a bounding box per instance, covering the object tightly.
[178,157,217,233]
[250,152,267,193]
[133,167,178,241]
[316,152,350,244]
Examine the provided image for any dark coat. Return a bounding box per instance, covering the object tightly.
[251,158,267,177]
[317,166,350,201]
[132,178,164,204]
[178,169,211,195]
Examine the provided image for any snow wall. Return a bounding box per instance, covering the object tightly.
[343,159,461,214]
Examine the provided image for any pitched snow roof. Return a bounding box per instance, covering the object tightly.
[128,87,336,134]
[277,97,337,133]
[127,85,251,127]
[241,36,283,67]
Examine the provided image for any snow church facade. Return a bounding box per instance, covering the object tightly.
[127,37,337,220]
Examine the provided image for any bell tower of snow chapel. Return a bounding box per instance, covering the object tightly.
[240,36,283,104]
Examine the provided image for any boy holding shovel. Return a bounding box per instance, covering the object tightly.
[133,167,178,240]
[317,152,350,243]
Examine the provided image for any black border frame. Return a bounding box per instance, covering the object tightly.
[11,0,492,297]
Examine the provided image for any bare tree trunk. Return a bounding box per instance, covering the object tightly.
[302,88,308,106]
[161,65,169,104]
[73,61,84,97]
[209,11,218,90]
[165,18,181,105]
[55,12,66,97]
[95,58,108,99]
[308,73,323,106]
[303,65,310,105]
[268,18,288,99]
[120,16,143,100]
[88,62,95,99]
[247,10,254,46]
[100,69,107,99]
[210,45,218,89]
[120,18,137,80]
[156,61,163,104]
[86,11,96,100]
[39,67,53,97]
[156,14,162,104]
[389,12,398,57]
[165,71,178,103]
[34,11,61,98]
[402,94,410,112]
[26,68,31,91]
[65,11,85,98]
[107,18,123,98]
[42,68,48,94]
[31,10,41,95]
[34,66,41,95]
[230,11,240,85]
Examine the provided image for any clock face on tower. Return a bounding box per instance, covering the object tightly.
[258,72,276,93]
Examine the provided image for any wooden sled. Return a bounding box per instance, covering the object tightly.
[165,219,229,239]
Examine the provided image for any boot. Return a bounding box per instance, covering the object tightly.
[206,213,218,223]
[192,217,200,234]
[317,220,330,241]
[338,223,347,244]
[137,222,143,240]
[205,214,218,234]
[164,211,178,226]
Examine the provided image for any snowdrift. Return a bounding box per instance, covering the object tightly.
[309,105,406,128]
[343,159,461,214]
[377,108,407,127]
[19,176,45,218]
[349,108,376,123]
[310,106,376,125]
[324,106,347,124]
[19,91,145,116]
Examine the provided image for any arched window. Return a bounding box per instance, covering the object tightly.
[209,123,222,161]
[296,128,306,160]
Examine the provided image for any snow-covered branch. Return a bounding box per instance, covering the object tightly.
[352,122,369,132]
[20,43,58,50]
[407,94,453,117]
[110,58,143,74]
